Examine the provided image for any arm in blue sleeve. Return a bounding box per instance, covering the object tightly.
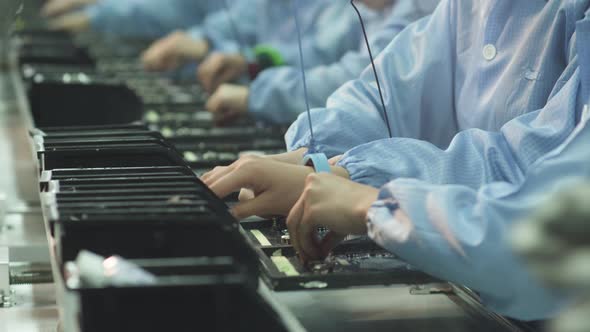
[248,0,437,125]
[187,0,258,54]
[294,2,364,69]
[85,0,222,38]
[362,13,590,319]
[248,51,377,125]
[285,0,458,156]
[339,63,581,189]
[367,109,590,320]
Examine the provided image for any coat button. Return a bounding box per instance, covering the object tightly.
[483,44,497,61]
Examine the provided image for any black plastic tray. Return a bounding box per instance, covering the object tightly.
[39,145,187,171]
[66,257,289,332]
[42,166,195,182]
[52,211,259,287]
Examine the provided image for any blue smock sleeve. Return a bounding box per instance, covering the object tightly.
[285,0,458,155]
[337,11,583,188]
[367,101,590,319]
[365,12,590,319]
[84,0,222,38]
[187,0,257,54]
[248,0,438,124]
[340,65,581,188]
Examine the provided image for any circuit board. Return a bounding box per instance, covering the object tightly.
[241,217,334,247]
[256,241,437,291]
[265,244,408,276]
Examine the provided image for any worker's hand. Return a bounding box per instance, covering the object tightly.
[141,31,208,71]
[328,155,343,166]
[266,148,309,165]
[206,84,249,125]
[234,148,309,202]
[202,155,315,218]
[47,12,90,32]
[198,53,247,94]
[286,173,379,262]
[41,0,96,17]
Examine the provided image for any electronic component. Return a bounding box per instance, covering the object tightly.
[256,242,438,291]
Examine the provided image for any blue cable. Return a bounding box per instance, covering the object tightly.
[292,0,316,149]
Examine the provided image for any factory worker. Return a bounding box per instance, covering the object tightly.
[204,0,440,125]
[42,0,226,38]
[141,0,362,81]
[202,0,590,320]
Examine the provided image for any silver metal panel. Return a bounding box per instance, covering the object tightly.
[0,51,40,210]
[0,284,58,332]
[0,247,9,298]
[276,286,486,332]
[0,12,59,330]
[1,212,50,263]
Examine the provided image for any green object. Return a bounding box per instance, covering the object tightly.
[254,45,285,69]
[271,256,300,276]
[250,230,272,246]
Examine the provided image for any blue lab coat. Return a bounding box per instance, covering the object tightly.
[187,0,365,71]
[247,0,440,124]
[286,0,590,320]
[84,0,227,38]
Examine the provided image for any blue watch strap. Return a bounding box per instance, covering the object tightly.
[302,153,331,173]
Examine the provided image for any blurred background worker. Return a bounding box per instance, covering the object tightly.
[514,183,590,332]
[140,0,364,88]
[41,0,229,38]
[204,0,440,125]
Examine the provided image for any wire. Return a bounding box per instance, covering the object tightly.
[292,0,315,143]
[350,0,393,138]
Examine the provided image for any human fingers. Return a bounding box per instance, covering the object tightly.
[201,165,233,186]
[231,190,275,219]
[208,159,262,199]
[238,188,255,201]
[42,0,91,17]
[205,89,233,124]
[297,204,322,261]
[328,155,343,166]
[198,54,225,93]
[47,12,90,32]
[208,66,237,94]
[142,36,179,71]
[286,195,306,261]
[210,100,239,126]
[319,231,346,258]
